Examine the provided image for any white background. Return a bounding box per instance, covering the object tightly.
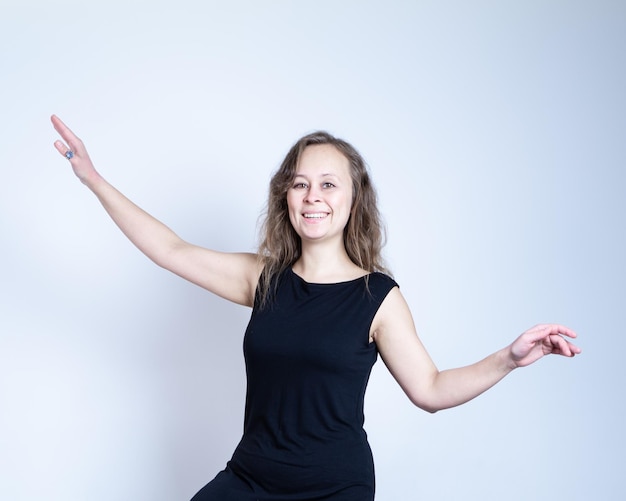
[1,1,624,499]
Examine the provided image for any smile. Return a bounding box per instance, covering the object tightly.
[303,213,328,219]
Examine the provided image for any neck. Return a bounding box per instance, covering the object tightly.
[293,239,366,283]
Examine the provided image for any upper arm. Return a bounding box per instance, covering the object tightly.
[157,242,262,307]
[371,287,440,410]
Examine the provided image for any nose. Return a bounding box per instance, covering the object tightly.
[304,185,322,203]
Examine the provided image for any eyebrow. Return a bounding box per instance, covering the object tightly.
[293,173,340,179]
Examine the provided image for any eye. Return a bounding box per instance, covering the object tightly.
[292,182,308,189]
[322,182,336,189]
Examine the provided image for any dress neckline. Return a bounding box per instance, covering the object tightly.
[289,267,372,286]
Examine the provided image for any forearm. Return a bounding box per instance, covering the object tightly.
[426,347,515,412]
[85,174,184,266]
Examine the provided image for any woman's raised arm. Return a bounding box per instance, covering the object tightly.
[51,115,261,306]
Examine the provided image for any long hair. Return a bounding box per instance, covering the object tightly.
[256,131,389,307]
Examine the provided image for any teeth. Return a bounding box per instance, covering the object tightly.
[304,213,327,219]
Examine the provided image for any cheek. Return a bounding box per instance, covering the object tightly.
[339,193,353,215]
[286,192,297,213]
[285,193,300,226]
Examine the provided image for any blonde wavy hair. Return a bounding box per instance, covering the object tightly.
[256,131,389,307]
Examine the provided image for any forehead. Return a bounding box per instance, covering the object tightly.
[296,144,350,177]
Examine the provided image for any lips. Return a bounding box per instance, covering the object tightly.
[303,212,329,219]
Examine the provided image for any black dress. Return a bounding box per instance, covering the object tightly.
[191,268,398,501]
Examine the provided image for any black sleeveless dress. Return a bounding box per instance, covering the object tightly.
[191,268,398,501]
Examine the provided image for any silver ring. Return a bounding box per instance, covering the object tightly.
[65,150,74,160]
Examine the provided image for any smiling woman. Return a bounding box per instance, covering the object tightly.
[287,145,353,243]
[51,115,581,501]
[287,146,361,278]
[258,131,389,307]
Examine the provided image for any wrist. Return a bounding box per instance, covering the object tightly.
[498,346,518,373]
[80,169,105,190]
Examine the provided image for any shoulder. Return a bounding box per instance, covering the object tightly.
[369,271,397,284]
[369,284,412,341]
[367,272,399,297]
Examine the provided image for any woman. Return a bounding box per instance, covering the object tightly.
[51,115,581,500]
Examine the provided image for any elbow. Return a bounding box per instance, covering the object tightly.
[415,402,441,414]
[400,373,449,414]
[151,240,185,270]
[407,394,442,414]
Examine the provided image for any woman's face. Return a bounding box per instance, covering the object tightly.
[286,144,353,246]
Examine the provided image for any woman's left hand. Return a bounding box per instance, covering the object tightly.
[509,324,582,368]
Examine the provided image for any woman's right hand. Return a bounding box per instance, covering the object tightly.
[51,114,101,186]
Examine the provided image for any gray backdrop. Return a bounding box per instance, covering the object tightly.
[1,1,624,499]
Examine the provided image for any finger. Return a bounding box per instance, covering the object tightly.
[51,114,73,137]
[549,334,583,357]
[529,324,578,343]
[564,340,582,355]
[53,139,74,160]
[523,325,555,345]
[548,334,573,356]
[51,114,82,151]
[53,139,67,154]
[547,323,577,337]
